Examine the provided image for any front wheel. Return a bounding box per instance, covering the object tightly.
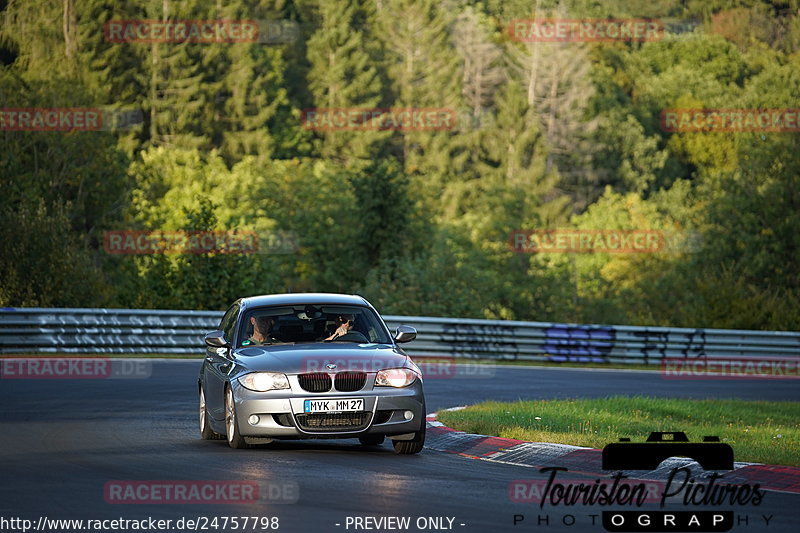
[225,386,250,449]
[199,386,224,440]
[392,425,425,455]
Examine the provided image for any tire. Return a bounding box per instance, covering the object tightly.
[359,434,385,446]
[225,385,250,449]
[199,386,224,440]
[392,424,425,455]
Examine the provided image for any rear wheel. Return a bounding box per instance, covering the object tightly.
[359,434,385,446]
[225,386,250,449]
[199,386,223,440]
[392,425,425,455]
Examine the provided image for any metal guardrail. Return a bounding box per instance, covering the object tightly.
[0,307,798,364]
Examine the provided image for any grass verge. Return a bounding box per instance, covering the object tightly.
[436,396,800,466]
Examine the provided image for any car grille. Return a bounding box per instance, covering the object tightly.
[297,372,332,393]
[295,412,372,432]
[334,371,367,392]
[297,371,367,393]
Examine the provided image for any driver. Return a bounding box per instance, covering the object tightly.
[324,314,355,340]
[243,316,278,345]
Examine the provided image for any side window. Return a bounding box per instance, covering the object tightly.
[219,304,239,343]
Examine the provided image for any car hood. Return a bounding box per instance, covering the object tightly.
[232,342,410,375]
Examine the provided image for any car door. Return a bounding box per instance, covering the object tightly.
[204,303,239,420]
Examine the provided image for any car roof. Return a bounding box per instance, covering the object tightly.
[238,293,371,310]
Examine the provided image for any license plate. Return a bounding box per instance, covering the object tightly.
[304,398,364,413]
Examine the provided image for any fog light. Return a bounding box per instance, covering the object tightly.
[248,415,260,425]
[403,410,413,421]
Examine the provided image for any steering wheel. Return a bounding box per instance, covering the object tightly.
[334,330,369,342]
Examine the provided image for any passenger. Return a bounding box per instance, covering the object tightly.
[324,314,355,340]
[243,316,278,345]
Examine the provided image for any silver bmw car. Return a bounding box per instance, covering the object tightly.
[198,293,426,454]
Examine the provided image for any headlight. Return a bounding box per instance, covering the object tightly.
[239,372,290,392]
[375,368,418,388]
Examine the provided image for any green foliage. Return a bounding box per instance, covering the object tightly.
[0,202,108,307]
[305,0,389,161]
[0,67,129,307]
[360,225,501,318]
[0,0,797,330]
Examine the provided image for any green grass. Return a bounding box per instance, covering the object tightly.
[437,396,800,466]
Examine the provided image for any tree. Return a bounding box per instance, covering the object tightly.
[375,0,462,196]
[507,29,600,209]
[216,0,307,162]
[452,6,505,125]
[0,68,129,306]
[305,0,389,162]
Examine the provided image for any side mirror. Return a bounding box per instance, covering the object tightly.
[394,325,417,343]
[204,330,230,348]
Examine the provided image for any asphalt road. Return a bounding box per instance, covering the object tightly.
[1,361,798,533]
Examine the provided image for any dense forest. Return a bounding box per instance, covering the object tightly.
[1,0,798,330]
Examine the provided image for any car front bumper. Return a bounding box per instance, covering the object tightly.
[231,378,425,439]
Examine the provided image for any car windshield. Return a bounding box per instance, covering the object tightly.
[238,305,392,346]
